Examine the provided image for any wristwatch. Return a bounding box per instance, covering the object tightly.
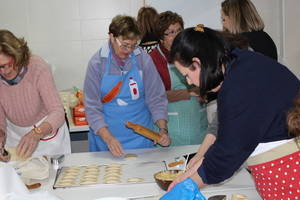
[159,127,168,134]
[34,127,42,134]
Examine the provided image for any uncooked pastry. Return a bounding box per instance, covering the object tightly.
[127,177,144,183]
[232,194,248,200]
[124,153,138,160]
[104,179,121,184]
[80,180,98,185]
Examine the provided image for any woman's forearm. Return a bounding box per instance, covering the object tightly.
[197,133,216,157]
[166,89,190,102]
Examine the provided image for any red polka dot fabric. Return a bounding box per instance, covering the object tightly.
[248,151,300,200]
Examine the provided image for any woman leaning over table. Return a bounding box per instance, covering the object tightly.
[0,30,71,161]
[188,0,281,169]
[150,11,207,146]
[162,25,300,200]
[83,15,170,157]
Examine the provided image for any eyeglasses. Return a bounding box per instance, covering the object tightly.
[0,65,11,69]
[164,28,182,36]
[115,38,138,51]
[184,74,190,81]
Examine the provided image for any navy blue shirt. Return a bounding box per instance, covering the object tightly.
[198,48,300,184]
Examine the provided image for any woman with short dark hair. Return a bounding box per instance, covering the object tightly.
[84,15,170,157]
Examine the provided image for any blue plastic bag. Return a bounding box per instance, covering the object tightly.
[160,178,206,200]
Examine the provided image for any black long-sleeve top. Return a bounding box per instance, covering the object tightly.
[242,30,278,61]
[198,48,299,184]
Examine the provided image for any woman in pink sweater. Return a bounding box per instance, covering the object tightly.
[0,30,71,161]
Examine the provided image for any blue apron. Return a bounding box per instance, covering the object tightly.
[88,49,154,151]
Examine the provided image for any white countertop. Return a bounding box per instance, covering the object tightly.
[38,145,262,200]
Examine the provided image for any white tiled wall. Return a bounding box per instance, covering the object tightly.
[283,0,300,78]
[0,0,143,90]
[1,0,299,91]
[146,0,300,78]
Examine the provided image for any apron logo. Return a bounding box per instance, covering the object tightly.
[129,77,139,100]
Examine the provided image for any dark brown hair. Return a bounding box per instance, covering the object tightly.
[137,6,159,37]
[287,95,300,138]
[109,15,140,40]
[0,30,31,69]
[171,26,248,99]
[156,11,184,40]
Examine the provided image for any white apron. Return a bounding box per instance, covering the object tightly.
[5,117,71,156]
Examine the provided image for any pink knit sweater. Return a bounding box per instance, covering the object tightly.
[0,55,64,133]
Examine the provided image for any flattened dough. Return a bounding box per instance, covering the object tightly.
[124,153,137,160]
[127,177,144,183]
[104,179,121,184]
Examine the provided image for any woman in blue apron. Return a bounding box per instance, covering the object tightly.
[84,15,170,157]
[150,11,207,146]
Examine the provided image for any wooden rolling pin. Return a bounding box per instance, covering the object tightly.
[125,121,161,141]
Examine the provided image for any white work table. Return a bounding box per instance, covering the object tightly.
[39,145,262,200]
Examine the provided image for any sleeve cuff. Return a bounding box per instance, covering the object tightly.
[91,123,107,135]
[198,165,208,184]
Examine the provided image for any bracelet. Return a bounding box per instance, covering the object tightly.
[159,127,168,134]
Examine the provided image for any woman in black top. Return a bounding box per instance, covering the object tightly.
[221,0,278,60]
[187,0,279,171]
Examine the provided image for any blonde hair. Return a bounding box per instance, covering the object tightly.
[0,30,31,69]
[137,6,159,37]
[109,15,140,40]
[221,0,264,34]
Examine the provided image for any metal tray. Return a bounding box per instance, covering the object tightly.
[53,161,165,189]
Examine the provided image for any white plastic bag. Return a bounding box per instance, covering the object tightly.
[14,156,49,180]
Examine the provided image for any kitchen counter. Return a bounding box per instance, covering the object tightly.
[39,145,262,200]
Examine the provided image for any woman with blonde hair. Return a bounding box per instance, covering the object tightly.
[221,0,277,60]
[0,30,71,161]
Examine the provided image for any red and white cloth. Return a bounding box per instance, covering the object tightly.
[248,151,300,200]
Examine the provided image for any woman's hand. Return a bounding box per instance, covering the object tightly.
[168,157,204,191]
[98,127,124,157]
[106,136,124,157]
[16,130,40,158]
[157,131,171,146]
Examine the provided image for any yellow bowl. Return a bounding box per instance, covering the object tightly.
[153,170,183,191]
